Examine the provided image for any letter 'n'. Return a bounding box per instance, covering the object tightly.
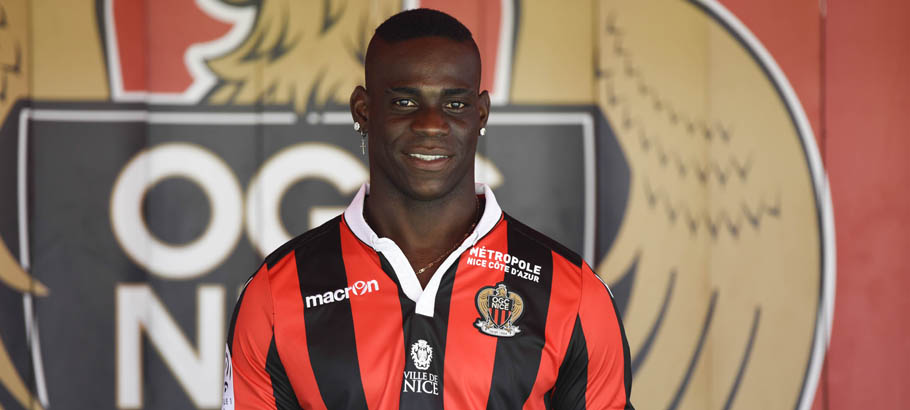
[116,284,224,408]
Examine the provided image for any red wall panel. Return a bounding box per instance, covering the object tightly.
[821,0,910,408]
[717,1,910,409]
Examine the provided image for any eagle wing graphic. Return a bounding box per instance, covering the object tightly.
[476,288,494,323]
[0,239,48,296]
[508,293,524,324]
[586,3,825,409]
[206,0,401,112]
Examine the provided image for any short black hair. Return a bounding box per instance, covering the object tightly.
[364,8,481,89]
[373,8,475,45]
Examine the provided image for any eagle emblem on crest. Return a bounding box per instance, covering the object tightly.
[474,282,524,337]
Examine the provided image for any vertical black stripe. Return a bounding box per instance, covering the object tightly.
[485,220,554,409]
[377,253,417,407]
[387,256,459,409]
[430,261,457,402]
[266,335,303,410]
[549,316,588,410]
[378,254,416,320]
[298,222,368,409]
[377,253,414,387]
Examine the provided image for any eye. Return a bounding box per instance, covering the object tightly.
[393,99,417,108]
[445,101,467,110]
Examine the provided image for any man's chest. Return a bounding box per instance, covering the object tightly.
[270,260,578,409]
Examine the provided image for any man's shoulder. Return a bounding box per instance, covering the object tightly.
[501,213,584,269]
[262,215,344,270]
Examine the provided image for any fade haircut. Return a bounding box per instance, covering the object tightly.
[364,9,481,83]
[374,8,475,45]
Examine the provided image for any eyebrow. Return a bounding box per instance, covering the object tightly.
[387,87,420,95]
[385,87,473,97]
[442,88,471,96]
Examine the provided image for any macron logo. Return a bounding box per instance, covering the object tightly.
[305,280,379,309]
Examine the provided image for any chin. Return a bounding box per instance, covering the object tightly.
[380,162,473,201]
[399,176,464,202]
[404,182,453,201]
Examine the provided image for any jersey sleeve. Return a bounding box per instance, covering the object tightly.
[549,263,634,410]
[223,264,292,410]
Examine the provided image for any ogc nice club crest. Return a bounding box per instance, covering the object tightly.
[474,282,525,337]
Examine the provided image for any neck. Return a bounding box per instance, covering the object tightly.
[364,181,480,287]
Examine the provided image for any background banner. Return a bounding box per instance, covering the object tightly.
[1,0,905,409]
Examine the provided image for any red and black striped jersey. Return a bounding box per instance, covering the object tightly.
[223,184,633,410]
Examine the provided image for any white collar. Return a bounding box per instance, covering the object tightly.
[343,183,503,316]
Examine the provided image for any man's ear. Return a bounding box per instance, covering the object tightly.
[350,85,369,128]
[478,90,491,130]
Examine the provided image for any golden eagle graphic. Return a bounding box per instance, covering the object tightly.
[580,1,833,409]
[205,0,402,112]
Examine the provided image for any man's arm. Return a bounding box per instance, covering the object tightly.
[223,264,301,410]
[548,264,634,410]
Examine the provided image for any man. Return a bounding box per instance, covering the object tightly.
[224,8,633,410]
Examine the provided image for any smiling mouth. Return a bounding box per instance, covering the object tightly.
[408,153,451,161]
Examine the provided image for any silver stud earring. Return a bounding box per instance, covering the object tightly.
[353,122,361,132]
[480,127,486,136]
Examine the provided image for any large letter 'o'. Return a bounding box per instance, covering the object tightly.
[110,143,243,279]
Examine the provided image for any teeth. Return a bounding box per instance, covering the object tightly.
[409,153,448,161]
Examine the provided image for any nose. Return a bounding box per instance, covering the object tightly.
[411,106,450,137]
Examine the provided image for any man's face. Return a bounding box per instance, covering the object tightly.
[355,36,489,201]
